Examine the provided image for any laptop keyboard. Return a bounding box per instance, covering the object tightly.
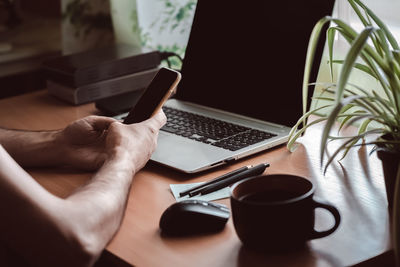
[161,107,277,151]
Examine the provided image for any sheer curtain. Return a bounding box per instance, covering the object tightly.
[135,0,196,68]
[336,0,400,42]
[61,0,115,55]
[61,0,196,69]
[313,0,400,111]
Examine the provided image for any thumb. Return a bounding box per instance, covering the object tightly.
[151,110,167,128]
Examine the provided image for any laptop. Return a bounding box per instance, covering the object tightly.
[114,0,335,173]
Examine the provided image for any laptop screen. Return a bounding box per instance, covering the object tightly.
[175,0,335,127]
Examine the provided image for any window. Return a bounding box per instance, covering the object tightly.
[313,0,400,112]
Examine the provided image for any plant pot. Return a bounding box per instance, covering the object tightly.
[377,149,400,209]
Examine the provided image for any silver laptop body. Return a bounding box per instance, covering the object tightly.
[116,0,334,173]
[151,99,290,173]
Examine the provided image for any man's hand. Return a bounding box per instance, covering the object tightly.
[56,116,117,171]
[106,111,167,172]
[104,111,167,173]
[0,112,166,171]
[57,112,166,171]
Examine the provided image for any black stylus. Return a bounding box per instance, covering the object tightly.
[195,163,270,196]
[179,165,251,197]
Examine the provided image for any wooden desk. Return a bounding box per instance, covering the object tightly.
[0,91,392,267]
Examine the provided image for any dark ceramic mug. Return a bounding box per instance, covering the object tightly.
[230,174,341,251]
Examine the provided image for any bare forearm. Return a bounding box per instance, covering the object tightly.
[0,146,136,267]
[0,128,61,167]
[0,146,94,267]
[64,150,136,256]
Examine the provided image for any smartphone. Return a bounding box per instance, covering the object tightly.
[123,67,181,124]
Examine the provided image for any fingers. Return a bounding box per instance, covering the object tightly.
[84,116,118,131]
[149,110,167,129]
[131,110,166,132]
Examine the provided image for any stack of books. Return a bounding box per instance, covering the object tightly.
[42,44,161,105]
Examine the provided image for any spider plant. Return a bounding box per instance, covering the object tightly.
[287,0,400,264]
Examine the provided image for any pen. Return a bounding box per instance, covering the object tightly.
[194,163,270,196]
[179,165,252,197]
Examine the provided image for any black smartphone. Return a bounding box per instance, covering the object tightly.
[123,67,181,124]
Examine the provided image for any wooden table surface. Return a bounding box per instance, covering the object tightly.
[0,91,392,267]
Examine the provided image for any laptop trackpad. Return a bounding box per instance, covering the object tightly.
[151,132,232,173]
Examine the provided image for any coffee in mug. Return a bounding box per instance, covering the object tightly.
[230,174,340,251]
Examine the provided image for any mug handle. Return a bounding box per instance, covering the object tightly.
[310,198,341,239]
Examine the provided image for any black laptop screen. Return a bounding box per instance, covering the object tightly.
[175,0,335,127]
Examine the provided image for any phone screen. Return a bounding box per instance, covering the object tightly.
[123,67,181,124]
